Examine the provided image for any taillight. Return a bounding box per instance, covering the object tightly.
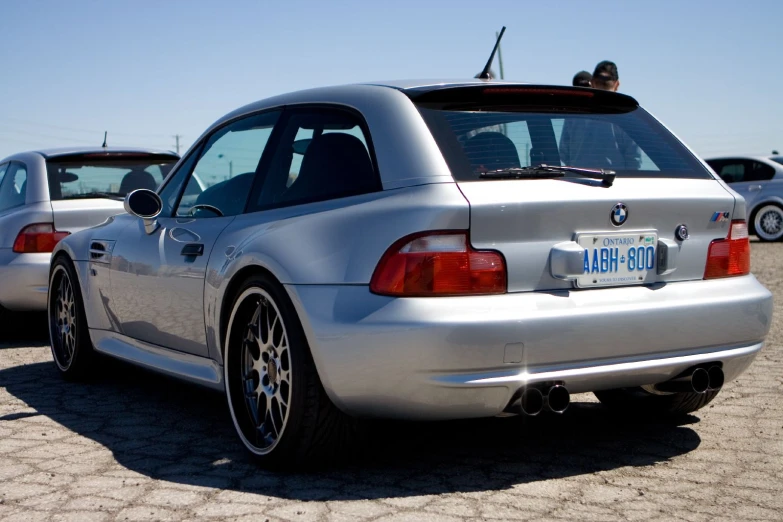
[704,220,750,279]
[370,231,506,296]
[12,223,70,254]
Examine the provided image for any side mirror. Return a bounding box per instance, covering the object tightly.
[124,189,163,235]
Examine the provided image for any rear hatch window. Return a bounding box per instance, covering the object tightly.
[412,86,711,181]
[46,153,179,200]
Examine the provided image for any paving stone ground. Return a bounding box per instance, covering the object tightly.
[1,241,781,521]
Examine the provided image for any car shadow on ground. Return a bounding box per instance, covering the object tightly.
[0,355,703,500]
[0,311,49,348]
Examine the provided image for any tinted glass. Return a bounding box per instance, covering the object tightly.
[46,155,178,200]
[175,111,280,218]
[0,163,7,188]
[771,156,783,166]
[0,163,27,213]
[746,161,775,182]
[253,108,380,210]
[717,162,745,183]
[418,107,710,181]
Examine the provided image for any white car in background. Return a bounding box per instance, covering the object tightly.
[0,147,180,313]
[705,155,783,241]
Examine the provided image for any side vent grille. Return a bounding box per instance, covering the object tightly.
[89,240,115,263]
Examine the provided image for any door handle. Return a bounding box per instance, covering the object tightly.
[181,243,204,256]
[749,185,763,192]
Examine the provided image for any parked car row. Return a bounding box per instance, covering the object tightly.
[18,78,769,469]
[0,148,180,313]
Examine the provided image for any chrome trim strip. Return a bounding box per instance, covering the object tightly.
[432,343,763,391]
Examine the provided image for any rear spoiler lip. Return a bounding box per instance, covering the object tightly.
[404,84,640,112]
[44,151,180,163]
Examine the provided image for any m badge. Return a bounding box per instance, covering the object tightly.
[711,211,730,222]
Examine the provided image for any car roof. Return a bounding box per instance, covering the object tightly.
[1,146,179,163]
[206,79,638,143]
[359,78,525,90]
[705,155,778,162]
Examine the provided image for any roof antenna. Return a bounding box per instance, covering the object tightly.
[478,26,506,80]
[101,131,108,148]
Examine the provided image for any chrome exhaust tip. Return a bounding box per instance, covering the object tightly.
[654,367,710,394]
[546,384,570,414]
[520,387,544,416]
[707,365,724,391]
[690,367,710,393]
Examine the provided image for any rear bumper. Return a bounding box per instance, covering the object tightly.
[0,249,51,311]
[287,275,772,420]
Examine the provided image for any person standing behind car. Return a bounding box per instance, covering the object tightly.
[572,70,592,87]
[560,61,642,170]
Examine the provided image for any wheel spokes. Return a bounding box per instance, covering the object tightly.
[234,291,293,452]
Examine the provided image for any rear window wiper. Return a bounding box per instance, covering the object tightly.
[479,164,616,186]
[61,192,126,200]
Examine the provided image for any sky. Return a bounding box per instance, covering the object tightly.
[1,0,781,161]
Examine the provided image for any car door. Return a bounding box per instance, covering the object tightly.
[712,158,770,209]
[110,110,281,356]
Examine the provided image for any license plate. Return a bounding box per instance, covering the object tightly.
[575,231,657,288]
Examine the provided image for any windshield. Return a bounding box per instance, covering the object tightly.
[417,106,710,182]
[46,155,178,200]
[771,156,783,166]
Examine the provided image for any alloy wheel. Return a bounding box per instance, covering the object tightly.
[50,266,77,369]
[228,288,292,455]
[755,205,783,241]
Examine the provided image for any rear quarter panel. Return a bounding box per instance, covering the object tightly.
[50,199,126,236]
[0,202,54,249]
[204,183,470,364]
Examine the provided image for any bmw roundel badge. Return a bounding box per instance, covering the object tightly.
[610,203,628,227]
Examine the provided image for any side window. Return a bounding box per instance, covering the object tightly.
[718,161,745,183]
[747,161,775,182]
[174,111,281,218]
[0,163,7,187]
[0,162,28,213]
[157,150,202,217]
[253,108,380,210]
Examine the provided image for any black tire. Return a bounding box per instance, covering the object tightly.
[48,256,96,380]
[594,386,720,417]
[224,273,359,469]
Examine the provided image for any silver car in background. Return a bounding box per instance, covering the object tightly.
[705,155,783,241]
[0,147,179,312]
[48,81,773,469]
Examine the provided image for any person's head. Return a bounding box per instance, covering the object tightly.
[591,60,620,91]
[572,70,592,87]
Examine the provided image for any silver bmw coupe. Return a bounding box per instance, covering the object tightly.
[48,80,773,468]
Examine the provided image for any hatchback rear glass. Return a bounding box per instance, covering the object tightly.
[412,86,711,181]
[46,154,178,200]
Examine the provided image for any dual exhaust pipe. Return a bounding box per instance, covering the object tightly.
[519,384,570,416]
[516,365,724,416]
[653,365,724,394]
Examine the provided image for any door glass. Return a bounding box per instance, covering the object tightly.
[176,111,280,218]
[747,161,775,182]
[719,163,745,183]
